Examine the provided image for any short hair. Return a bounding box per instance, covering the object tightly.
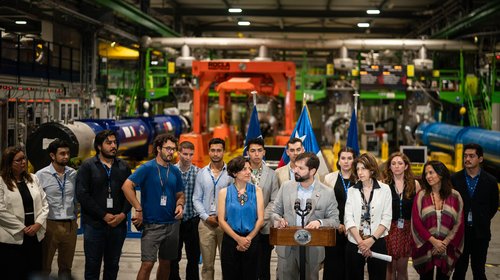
[336,146,356,170]
[227,156,249,178]
[47,139,70,156]
[179,141,195,151]
[153,134,178,156]
[94,130,119,154]
[247,137,265,149]
[463,143,483,158]
[286,137,303,149]
[354,153,380,180]
[295,152,320,171]
[422,160,452,199]
[208,138,225,150]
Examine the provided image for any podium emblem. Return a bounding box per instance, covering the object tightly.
[294,229,312,245]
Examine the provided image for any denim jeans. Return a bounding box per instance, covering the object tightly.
[83,223,127,280]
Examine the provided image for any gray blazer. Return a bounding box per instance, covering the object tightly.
[259,163,279,235]
[272,179,340,264]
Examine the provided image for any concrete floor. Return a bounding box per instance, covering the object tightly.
[52,214,500,279]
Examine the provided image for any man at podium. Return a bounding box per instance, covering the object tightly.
[271,152,340,280]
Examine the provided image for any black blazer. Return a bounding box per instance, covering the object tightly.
[451,169,498,240]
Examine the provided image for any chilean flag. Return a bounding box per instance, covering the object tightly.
[277,105,329,178]
[346,109,360,156]
[243,105,263,157]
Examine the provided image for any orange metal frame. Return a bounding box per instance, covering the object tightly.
[180,60,296,167]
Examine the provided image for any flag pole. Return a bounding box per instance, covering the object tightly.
[251,90,258,106]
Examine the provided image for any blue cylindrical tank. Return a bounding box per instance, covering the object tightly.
[416,122,500,165]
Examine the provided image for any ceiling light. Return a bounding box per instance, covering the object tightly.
[366,9,380,15]
[357,22,370,28]
[238,21,251,26]
[15,20,27,25]
[229,8,242,13]
[110,41,116,47]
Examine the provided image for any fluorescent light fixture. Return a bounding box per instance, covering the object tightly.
[357,22,370,28]
[228,8,242,13]
[15,20,27,25]
[366,9,380,15]
[238,21,251,26]
[151,61,159,65]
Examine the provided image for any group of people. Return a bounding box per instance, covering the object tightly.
[0,128,497,280]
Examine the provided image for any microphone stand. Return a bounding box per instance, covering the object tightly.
[295,204,311,280]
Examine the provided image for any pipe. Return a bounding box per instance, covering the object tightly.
[142,37,478,51]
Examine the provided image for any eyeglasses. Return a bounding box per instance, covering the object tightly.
[162,146,177,152]
[13,157,27,164]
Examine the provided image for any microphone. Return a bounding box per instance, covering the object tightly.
[294,198,301,212]
[305,199,312,212]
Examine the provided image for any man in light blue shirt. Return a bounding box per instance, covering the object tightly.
[192,138,232,280]
[35,139,77,279]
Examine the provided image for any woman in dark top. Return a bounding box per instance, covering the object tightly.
[322,147,356,280]
[0,146,49,280]
[218,156,264,280]
[383,152,420,280]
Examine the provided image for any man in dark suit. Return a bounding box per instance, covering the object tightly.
[246,137,279,280]
[452,143,498,280]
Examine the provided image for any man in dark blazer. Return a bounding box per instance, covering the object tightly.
[246,137,279,280]
[452,143,498,280]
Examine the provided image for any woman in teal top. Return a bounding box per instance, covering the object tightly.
[218,156,264,280]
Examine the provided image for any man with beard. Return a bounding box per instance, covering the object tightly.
[452,143,498,280]
[272,152,340,280]
[193,138,232,280]
[36,139,77,279]
[275,138,304,187]
[246,137,279,280]
[76,130,132,280]
[122,134,185,280]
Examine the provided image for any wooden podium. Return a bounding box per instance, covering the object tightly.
[269,226,336,246]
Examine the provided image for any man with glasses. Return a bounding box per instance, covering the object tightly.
[452,143,498,280]
[76,130,132,280]
[122,134,185,280]
[35,139,77,279]
[193,138,232,280]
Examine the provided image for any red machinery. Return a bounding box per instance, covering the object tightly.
[180,60,296,166]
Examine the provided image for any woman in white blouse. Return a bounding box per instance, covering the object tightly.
[0,146,49,279]
[344,152,392,280]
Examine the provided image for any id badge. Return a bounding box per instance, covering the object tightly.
[468,211,473,223]
[363,224,371,236]
[210,202,216,212]
[160,195,167,206]
[397,218,405,229]
[106,198,113,208]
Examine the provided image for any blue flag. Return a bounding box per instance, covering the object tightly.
[243,106,262,156]
[277,105,329,178]
[347,109,360,156]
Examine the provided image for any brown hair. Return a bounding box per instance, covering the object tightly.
[0,146,33,191]
[353,153,380,180]
[383,152,416,199]
[336,146,356,182]
[422,160,452,199]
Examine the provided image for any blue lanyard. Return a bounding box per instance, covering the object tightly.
[52,172,67,204]
[339,174,351,198]
[156,163,170,195]
[465,171,480,197]
[398,189,403,219]
[210,168,224,199]
[101,162,112,198]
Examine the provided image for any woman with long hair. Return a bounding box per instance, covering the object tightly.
[344,153,392,280]
[0,146,49,279]
[411,160,464,280]
[323,147,356,280]
[218,156,264,280]
[383,152,421,280]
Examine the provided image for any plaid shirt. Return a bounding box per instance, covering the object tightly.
[175,163,200,221]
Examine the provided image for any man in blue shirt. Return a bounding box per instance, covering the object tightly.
[36,139,77,279]
[122,134,185,280]
[193,138,232,280]
[76,130,132,280]
[170,141,201,280]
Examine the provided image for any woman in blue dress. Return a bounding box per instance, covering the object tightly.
[218,156,264,280]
